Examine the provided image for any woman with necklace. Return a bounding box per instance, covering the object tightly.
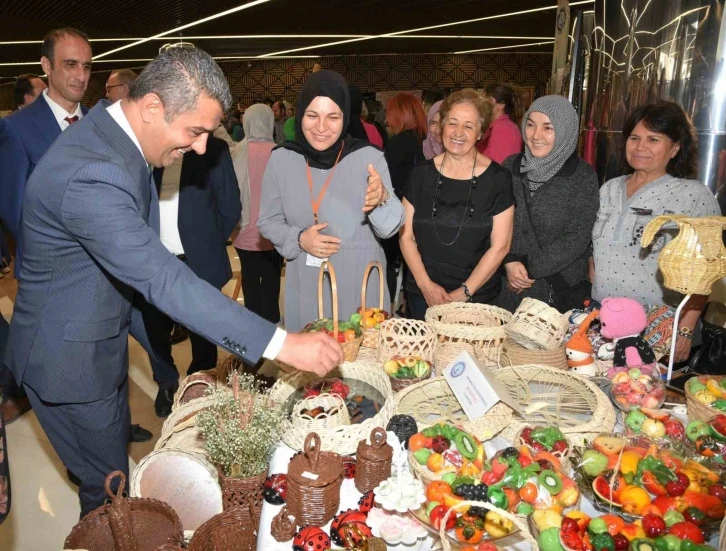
[400,89,515,321]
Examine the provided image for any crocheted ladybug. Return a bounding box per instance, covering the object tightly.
[262,473,287,505]
[358,490,375,513]
[342,456,356,479]
[330,510,371,546]
[293,526,331,551]
[386,414,418,449]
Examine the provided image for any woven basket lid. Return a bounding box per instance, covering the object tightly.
[357,427,393,461]
[288,432,343,486]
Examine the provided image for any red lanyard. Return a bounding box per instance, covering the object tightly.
[306,145,344,224]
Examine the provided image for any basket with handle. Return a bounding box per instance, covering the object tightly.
[291,392,351,432]
[376,318,437,363]
[354,427,393,493]
[360,261,386,349]
[287,432,344,527]
[64,471,185,551]
[505,297,570,351]
[186,496,261,551]
[685,374,725,424]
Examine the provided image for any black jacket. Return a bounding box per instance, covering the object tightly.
[154,136,241,289]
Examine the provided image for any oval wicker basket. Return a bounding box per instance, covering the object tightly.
[269,360,395,455]
[291,392,351,431]
[500,337,569,371]
[376,318,437,363]
[505,297,570,351]
[495,364,616,446]
[361,261,386,349]
[425,303,512,370]
[685,375,725,424]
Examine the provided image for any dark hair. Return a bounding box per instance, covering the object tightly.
[439,88,493,137]
[386,93,427,142]
[41,28,90,64]
[622,101,697,178]
[110,68,137,87]
[485,82,524,125]
[13,73,40,108]
[423,87,446,107]
[273,100,286,115]
[129,48,232,122]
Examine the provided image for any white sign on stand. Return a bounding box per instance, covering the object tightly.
[442,352,522,421]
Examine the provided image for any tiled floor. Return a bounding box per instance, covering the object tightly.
[0,248,257,550]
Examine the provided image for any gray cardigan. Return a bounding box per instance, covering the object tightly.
[498,153,599,310]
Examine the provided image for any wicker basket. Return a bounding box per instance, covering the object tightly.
[642,215,726,296]
[172,355,244,408]
[287,432,344,527]
[506,298,570,351]
[65,471,185,551]
[155,393,231,455]
[217,466,267,517]
[500,337,569,371]
[361,261,386,349]
[376,318,437,363]
[389,370,431,393]
[355,427,393,493]
[270,360,395,455]
[720,513,726,551]
[187,500,261,551]
[425,303,512,370]
[495,364,616,446]
[270,505,297,542]
[291,392,351,431]
[685,375,725,424]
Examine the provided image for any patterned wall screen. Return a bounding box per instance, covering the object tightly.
[0,52,552,112]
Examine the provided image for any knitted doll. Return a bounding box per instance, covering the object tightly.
[565,310,599,377]
[599,297,656,377]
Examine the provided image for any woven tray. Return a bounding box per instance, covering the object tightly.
[686,375,725,424]
[269,360,395,455]
[425,303,512,370]
[377,318,437,363]
[505,297,569,351]
[495,364,616,446]
[500,337,569,371]
[361,261,385,349]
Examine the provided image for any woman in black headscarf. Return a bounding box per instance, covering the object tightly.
[258,71,405,331]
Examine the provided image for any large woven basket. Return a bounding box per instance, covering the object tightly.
[394,376,515,442]
[65,471,185,551]
[642,215,726,296]
[500,337,569,371]
[425,303,512,370]
[269,360,395,455]
[287,432,344,527]
[376,318,437,363]
[685,375,725,423]
[361,261,385,349]
[495,364,616,446]
[505,297,570,351]
[155,392,232,455]
[187,501,261,551]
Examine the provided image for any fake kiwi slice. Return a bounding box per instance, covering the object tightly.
[538,469,563,495]
[455,432,478,460]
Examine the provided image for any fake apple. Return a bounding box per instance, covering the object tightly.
[641,418,666,439]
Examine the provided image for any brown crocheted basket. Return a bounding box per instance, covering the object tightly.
[187,499,261,551]
[354,427,393,493]
[64,471,184,551]
[287,432,344,527]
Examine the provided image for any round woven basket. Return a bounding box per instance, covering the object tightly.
[389,370,430,393]
[154,414,206,455]
[425,303,512,369]
[495,364,616,446]
[217,466,267,515]
[187,500,261,551]
[361,261,385,349]
[269,360,395,455]
[505,297,570,351]
[291,392,351,431]
[377,318,437,363]
[66,471,185,551]
[685,375,725,423]
[354,427,393,493]
[287,432,344,527]
[500,337,569,371]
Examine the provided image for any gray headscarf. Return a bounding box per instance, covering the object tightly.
[232,104,274,230]
[519,95,579,189]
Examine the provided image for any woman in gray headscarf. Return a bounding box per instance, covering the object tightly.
[232,104,283,324]
[497,95,600,313]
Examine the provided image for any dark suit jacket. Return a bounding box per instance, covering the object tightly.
[5,100,275,403]
[153,136,241,289]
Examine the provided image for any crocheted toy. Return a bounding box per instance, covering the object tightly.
[599,297,656,377]
[565,310,599,377]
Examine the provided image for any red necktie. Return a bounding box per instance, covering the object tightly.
[64,115,79,125]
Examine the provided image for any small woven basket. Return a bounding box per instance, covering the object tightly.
[354,427,393,493]
[389,370,431,393]
[361,261,386,349]
[500,337,569,371]
[287,432,344,527]
[505,297,570,351]
[65,471,185,551]
[685,375,725,424]
[376,318,437,363]
[425,303,512,370]
[217,466,267,516]
[291,392,351,431]
[187,499,261,551]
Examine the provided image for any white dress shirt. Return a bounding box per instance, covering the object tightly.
[43,89,83,131]
[157,158,185,256]
[105,100,287,360]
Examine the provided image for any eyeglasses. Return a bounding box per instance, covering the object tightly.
[106,83,126,94]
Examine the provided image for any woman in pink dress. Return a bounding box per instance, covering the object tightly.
[476,83,524,163]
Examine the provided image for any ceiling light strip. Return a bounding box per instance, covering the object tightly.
[455,40,555,54]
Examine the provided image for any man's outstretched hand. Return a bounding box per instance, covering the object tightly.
[275,331,345,376]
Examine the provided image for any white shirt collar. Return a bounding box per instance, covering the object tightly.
[42,88,83,130]
[106,100,147,163]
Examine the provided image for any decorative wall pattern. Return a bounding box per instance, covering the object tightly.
[0,52,552,112]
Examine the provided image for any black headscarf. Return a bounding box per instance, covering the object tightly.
[276,70,369,169]
[347,84,369,142]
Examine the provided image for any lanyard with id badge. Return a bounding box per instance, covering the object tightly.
[305,145,343,268]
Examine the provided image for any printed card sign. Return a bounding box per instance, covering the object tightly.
[442,351,522,421]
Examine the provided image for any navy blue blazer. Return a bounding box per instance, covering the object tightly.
[5,100,276,403]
